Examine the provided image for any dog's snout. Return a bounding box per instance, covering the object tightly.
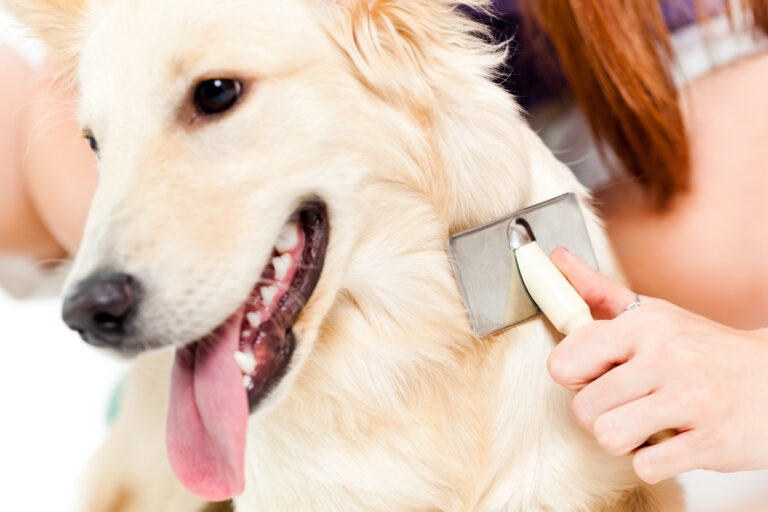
[62,273,141,349]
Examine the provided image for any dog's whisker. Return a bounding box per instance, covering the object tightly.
[25,104,78,135]
[23,116,83,163]
[10,97,79,119]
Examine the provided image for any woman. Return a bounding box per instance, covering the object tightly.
[1,0,767,498]
[500,0,768,496]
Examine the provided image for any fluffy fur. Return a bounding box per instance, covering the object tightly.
[6,0,683,510]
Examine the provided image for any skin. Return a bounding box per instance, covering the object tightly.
[0,50,97,260]
[550,247,768,485]
[21,63,98,257]
[0,47,66,260]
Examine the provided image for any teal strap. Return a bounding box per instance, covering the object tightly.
[106,378,126,426]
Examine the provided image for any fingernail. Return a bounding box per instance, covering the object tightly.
[550,247,570,260]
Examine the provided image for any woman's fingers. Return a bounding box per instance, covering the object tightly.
[547,249,713,482]
[550,247,638,320]
[548,249,652,390]
[633,431,703,484]
[571,360,657,430]
[590,393,684,457]
[548,313,646,391]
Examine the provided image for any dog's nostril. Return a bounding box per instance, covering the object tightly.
[62,273,141,349]
[94,312,122,332]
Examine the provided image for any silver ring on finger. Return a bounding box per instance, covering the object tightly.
[624,295,642,313]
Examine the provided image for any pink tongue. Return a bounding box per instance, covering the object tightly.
[167,312,248,501]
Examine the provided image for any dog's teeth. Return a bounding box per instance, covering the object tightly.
[272,254,292,281]
[241,329,251,340]
[275,223,299,253]
[243,375,253,389]
[234,351,257,375]
[260,285,278,305]
[246,312,262,328]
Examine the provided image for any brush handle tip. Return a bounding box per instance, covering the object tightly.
[514,241,593,336]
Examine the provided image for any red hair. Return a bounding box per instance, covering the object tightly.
[518,0,768,206]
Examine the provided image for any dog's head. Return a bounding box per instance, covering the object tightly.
[8,0,498,501]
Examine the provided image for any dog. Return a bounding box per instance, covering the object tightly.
[7,0,684,510]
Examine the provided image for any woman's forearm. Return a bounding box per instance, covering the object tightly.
[21,62,98,256]
[0,47,98,260]
[0,47,65,260]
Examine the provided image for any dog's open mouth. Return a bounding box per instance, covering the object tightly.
[167,201,328,501]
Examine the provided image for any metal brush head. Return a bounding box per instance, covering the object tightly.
[447,193,598,338]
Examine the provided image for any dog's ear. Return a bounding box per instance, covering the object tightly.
[3,0,90,71]
[325,0,496,107]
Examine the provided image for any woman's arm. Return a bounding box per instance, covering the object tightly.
[0,46,64,260]
[0,47,97,259]
[21,61,98,256]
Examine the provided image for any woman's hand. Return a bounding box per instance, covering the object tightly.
[548,247,768,484]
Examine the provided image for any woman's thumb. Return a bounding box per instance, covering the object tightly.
[550,247,638,320]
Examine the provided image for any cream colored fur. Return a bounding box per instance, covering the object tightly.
[6,0,684,510]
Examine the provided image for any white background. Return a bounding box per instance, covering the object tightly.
[0,289,128,510]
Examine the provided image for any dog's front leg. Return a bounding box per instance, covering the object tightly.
[77,349,225,512]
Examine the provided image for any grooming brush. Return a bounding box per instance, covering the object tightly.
[448,193,595,337]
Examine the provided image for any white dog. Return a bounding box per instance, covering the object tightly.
[8,0,682,510]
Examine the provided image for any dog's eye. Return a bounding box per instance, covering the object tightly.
[193,79,243,115]
[84,134,99,154]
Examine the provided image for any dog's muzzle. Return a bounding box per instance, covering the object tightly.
[62,273,142,350]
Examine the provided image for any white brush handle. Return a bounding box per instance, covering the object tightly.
[515,242,592,335]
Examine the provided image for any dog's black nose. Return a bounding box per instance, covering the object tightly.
[62,273,140,348]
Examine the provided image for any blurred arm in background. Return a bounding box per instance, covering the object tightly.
[0,46,97,261]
